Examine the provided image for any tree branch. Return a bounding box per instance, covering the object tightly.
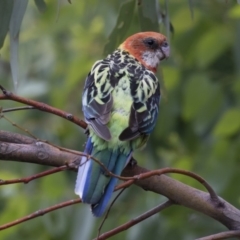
[0,130,80,166]
[196,230,240,240]
[0,198,81,230]
[1,87,240,237]
[95,200,174,240]
[1,130,240,233]
[0,85,87,129]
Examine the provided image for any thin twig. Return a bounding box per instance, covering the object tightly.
[2,106,35,113]
[0,85,7,93]
[115,168,220,202]
[94,200,174,240]
[196,230,240,240]
[0,166,68,185]
[97,188,126,239]
[0,198,81,230]
[0,85,87,128]
[2,114,47,139]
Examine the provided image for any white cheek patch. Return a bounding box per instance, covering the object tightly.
[163,46,170,59]
[141,50,163,68]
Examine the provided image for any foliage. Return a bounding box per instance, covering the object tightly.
[0,0,240,239]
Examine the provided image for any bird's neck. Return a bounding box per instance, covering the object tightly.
[118,46,157,73]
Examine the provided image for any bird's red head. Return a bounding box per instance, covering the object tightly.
[119,32,170,73]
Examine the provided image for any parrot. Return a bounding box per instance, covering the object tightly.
[75,32,170,217]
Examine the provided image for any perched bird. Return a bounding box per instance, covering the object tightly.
[75,32,170,217]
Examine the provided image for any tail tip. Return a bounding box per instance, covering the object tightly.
[91,203,106,217]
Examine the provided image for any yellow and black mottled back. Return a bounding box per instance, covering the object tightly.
[82,48,160,143]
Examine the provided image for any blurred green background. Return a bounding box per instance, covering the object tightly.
[0,0,240,239]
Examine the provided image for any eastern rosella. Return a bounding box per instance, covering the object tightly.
[75,32,170,217]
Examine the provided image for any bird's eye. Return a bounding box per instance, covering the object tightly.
[162,41,168,48]
[143,38,157,49]
[147,39,155,45]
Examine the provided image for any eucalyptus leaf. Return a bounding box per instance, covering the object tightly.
[195,27,231,68]
[213,108,240,137]
[103,0,135,55]
[9,0,28,91]
[0,0,14,49]
[34,0,47,12]
[9,0,28,38]
[159,0,174,36]
[138,0,159,31]
[9,37,19,90]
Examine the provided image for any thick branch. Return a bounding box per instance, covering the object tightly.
[0,130,80,166]
[1,130,240,232]
[122,165,240,230]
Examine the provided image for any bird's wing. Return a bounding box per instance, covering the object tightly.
[82,59,115,141]
[119,70,160,141]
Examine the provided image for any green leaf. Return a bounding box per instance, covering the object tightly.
[0,0,14,49]
[182,74,212,121]
[213,108,240,137]
[162,0,174,37]
[9,0,28,91]
[194,85,223,135]
[103,0,135,55]
[195,27,231,68]
[138,0,159,31]
[228,5,240,18]
[34,0,47,12]
[9,35,19,91]
[9,0,28,38]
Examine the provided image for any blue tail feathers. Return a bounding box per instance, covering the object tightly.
[75,137,132,217]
